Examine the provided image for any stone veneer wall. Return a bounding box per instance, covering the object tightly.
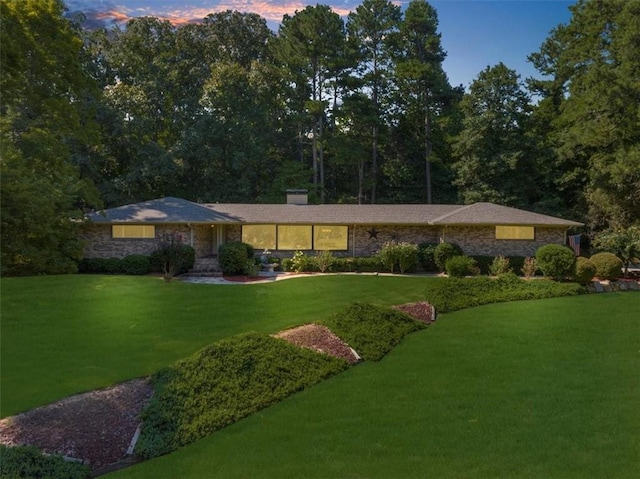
[441,226,565,257]
[80,224,193,259]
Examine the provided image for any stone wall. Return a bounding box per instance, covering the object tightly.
[441,226,565,257]
[80,223,567,260]
[80,224,193,259]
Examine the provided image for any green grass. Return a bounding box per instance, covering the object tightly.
[105,293,640,479]
[0,274,433,417]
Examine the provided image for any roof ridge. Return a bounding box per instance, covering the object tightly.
[430,202,478,224]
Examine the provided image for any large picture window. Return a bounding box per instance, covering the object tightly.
[112,225,155,239]
[242,225,276,250]
[277,225,312,250]
[495,226,535,240]
[314,225,348,250]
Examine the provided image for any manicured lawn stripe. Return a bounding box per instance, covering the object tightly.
[106,293,639,479]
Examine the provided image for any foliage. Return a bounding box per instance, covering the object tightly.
[521,257,538,278]
[135,332,347,458]
[445,255,479,277]
[489,255,513,276]
[417,242,439,271]
[321,303,425,361]
[218,242,255,276]
[535,244,576,281]
[433,242,463,271]
[0,0,101,276]
[154,232,195,280]
[424,274,584,313]
[589,252,623,280]
[290,251,319,273]
[573,257,597,283]
[377,241,418,273]
[315,251,336,273]
[592,226,640,275]
[78,255,150,275]
[0,444,90,479]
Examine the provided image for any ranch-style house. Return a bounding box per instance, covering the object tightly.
[79,191,583,265]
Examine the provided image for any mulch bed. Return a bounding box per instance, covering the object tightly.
[0,378,153,474]
[274,324,361,364]
[393,301,437,324]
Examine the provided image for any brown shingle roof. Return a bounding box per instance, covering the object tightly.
[86,197,582,228]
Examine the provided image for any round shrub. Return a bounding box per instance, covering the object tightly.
[218,242,255,275]
[572,257,596,283]
[418,242,438,271]
[590,252,623,280]
[434,242,463,272]
[535,244,576,281]
[121,254,151,275]
[445,255,479,277]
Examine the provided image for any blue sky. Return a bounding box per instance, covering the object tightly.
[65,0,575,89]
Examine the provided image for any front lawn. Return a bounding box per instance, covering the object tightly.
[107,293,639,479]
[0,274,433,417]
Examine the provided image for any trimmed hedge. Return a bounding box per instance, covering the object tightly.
[135,333,348,459]
[424,274,585,313]
[573,257,596,283]
[282,255,384,273]
[321,303,426,361]
[445,255,479,277]
[536,244,576,281]
[0,445,90,479]
[218,242,255,275]
[590,252,623,280]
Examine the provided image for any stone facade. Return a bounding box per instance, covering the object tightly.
[441,226,565,257]
[80,222,566,260]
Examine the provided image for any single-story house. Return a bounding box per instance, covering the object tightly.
[79,191,583,264]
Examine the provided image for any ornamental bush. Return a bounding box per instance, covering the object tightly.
[521,257,538,278]
[218,242,254,275]
[489,255,512,276]
[0,445,90,479]
[535,244,576,281]
[572,257,597,283]
[315,250,336,273]
[377,242,418,274]
[321,303,425,362]
[434,242,463,272]
[121,254,151,275]
[445,255,480,277]
[418,242,439,271]
[589,252,623,280]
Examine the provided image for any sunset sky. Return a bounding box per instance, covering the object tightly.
[65,0,575,89]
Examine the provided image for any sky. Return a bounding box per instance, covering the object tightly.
[65,0,576,89]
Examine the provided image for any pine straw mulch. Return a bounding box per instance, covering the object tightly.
[0,301,434,476]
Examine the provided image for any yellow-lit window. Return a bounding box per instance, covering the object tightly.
[277,225,312,250]
[314,225,348,250]
[496,226,535,240]
[112,225,156,238]
[242,225,277,249]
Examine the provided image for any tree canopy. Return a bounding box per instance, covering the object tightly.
[1,0,638,275]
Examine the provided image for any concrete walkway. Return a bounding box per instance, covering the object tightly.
[180,271,431,285]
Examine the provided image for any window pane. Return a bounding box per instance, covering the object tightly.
[496,226,535,240]
[112,225,155,238]
[242,225,276,250]
[314,225,348,250]
[277,225,312,250]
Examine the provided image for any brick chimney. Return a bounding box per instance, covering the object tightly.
[286,189,308,205]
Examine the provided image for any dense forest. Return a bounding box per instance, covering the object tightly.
[1,0,639,275]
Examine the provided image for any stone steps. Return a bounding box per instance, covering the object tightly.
[188,257,222,277]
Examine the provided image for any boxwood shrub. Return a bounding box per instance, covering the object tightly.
[535,244,576,281]
[590,252,623,280]
[418,242,439,272]
[0,445,90,479]
[573,256,597,283]
[135,332,347,459]
[321,303,426,361]
[218,242,255,275]
[445,255,479,277]
[120,254,151,275]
